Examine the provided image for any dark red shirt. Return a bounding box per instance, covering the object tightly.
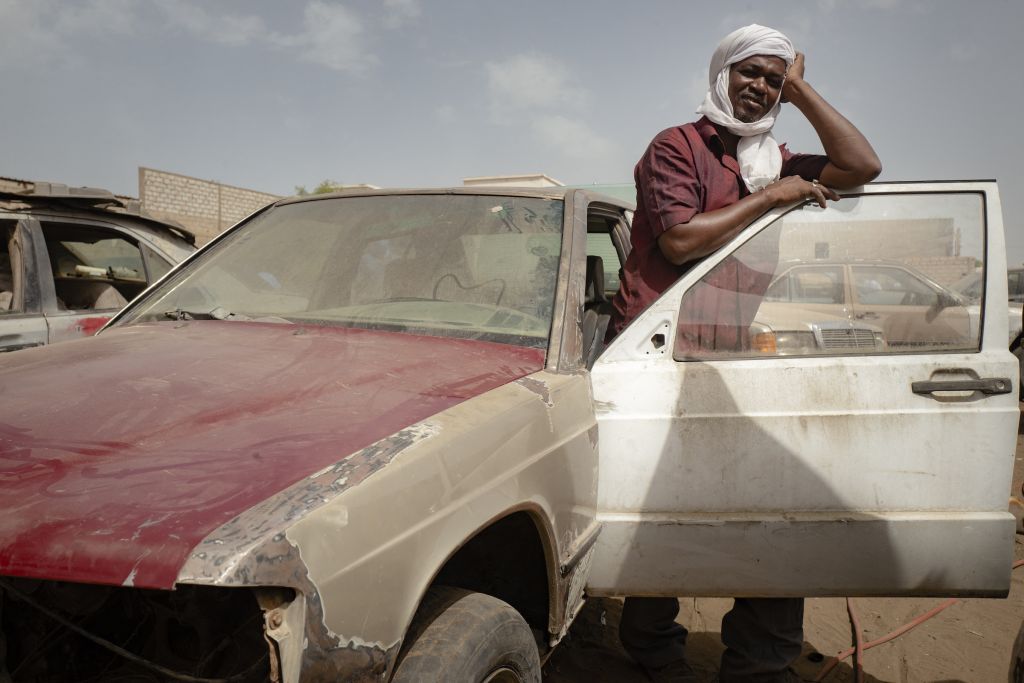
[610,117,828,334]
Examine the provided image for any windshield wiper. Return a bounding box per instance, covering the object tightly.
[161,307,250,321]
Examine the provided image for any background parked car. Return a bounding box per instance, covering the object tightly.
[950,267,1024,342]
[0,183,195,351]
[748,302,886,356]
[763,259,973,350]
[1011,266,1024,304]
[950,267,1024,397]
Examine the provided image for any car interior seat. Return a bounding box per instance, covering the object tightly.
[583,255,614,368]
[91,283,129,310]
[0,248,13,312]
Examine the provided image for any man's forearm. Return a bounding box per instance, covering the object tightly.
[656,175,839,266]
[657,191,775,265]
[786,80,881,188]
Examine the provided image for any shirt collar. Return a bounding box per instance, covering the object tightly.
[694,116,726,155]
[694,115,744,190]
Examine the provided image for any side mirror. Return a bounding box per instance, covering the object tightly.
[925,292,961,323]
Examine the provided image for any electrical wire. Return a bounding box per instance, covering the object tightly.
[814,559,1024,681]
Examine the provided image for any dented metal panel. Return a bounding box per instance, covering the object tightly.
[176,371,597,680]
[0,322,543,588]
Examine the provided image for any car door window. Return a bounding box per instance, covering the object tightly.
[853,266,937,306]
[141,243,174,282]
[0,222,20,313]
[41,223,148,311]
[586,227,622,299]
[764,266,844,304]
[674,192,984,359]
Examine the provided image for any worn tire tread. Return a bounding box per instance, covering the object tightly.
[391,586,541,682]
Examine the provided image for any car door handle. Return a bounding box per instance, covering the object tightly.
[911,377,1013,395]
[855,312,879,320]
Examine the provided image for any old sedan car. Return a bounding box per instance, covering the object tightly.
[0,183,1017,682]
[761,259,974,349]
[747,302,886,356]
[0,183,195,351]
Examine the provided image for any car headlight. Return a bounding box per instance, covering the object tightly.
[773,331,818,353]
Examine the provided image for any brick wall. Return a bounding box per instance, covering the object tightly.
[139,167,282,245]
[904,256,977,287]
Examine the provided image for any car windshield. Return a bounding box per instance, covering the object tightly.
[121,194,564,349]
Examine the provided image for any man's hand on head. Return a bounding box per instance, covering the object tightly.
[781,52,806,103]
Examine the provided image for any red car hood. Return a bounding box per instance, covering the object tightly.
[0,322,544,589]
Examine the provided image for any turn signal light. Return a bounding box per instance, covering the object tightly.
[751,332,777,353]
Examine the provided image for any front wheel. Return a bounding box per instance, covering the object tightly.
[391,587,541,683]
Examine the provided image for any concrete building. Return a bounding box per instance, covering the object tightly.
[463,174,564,188]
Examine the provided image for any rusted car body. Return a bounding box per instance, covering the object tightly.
[0,184,195,351]
[0,184,1018,682]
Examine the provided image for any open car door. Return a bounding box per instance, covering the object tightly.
[588,182,1018,598]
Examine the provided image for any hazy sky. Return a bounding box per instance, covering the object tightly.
[3,0,1022,264]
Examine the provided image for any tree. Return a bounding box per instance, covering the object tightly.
[294,180,344,196]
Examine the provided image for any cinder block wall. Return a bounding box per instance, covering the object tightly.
[904,256,977,287]
[139,167,282,245]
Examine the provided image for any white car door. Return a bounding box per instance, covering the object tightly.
[588,182,1018,598]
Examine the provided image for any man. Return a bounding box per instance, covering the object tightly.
[610,25,881,683]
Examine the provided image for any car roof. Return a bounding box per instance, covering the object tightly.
[274,186,634,210]
[0,183,196,245]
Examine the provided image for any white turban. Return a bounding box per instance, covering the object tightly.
[696,24,795,192]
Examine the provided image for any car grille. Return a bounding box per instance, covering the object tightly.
[819,328,878,349]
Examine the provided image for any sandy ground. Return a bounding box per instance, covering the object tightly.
[543,428,1024,683]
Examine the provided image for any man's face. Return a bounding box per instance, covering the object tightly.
[728,55,787,123]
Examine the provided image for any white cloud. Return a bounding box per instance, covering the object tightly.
[0,0,379,74]
[0,1,375,73]
[0,0,140,63]
[532,115,616,161]
[159,0,375,73]
[383,0,420,28]
[950,43,977,63]
[153,0,266,46]
[685,71,708,112]
[435,104,457,123]
[271,1,375,74]
[485,53,588,114]
[56,0,139,35]
[481,53,615,168]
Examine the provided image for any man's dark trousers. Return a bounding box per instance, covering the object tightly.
[620,596,804,681]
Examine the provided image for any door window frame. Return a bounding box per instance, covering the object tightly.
[601,185,998,364]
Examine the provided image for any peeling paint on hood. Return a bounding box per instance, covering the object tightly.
[0,322,544,589]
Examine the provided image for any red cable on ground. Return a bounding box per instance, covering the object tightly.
[813,559,1024,681]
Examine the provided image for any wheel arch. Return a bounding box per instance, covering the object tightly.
[394,504,561,668]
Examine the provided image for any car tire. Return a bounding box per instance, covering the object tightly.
[1010,617,1024,683]
[391,586,541,683]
